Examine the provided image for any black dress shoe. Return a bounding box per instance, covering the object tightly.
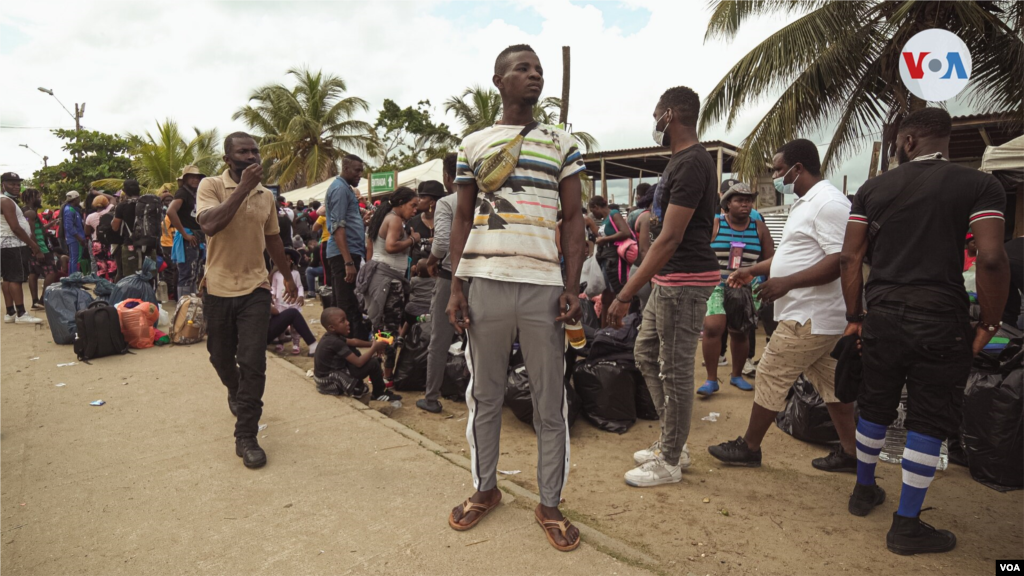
[235,437,267,469]
[812,445,857,473]
[416,398,443,413]
[886,510,956,555]
[848,482,886,516]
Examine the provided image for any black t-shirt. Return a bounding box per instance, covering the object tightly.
[278,208,293,246]
[114,197,138,241]
[850,159,1005,312]
[649,144,719,275]
[406,214,433,265]
[173,186,200,230]
[313,332,359,378]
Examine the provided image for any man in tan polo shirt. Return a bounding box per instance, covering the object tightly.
[197,131,297,469]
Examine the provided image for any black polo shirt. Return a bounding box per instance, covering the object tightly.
[849,159,1005,312]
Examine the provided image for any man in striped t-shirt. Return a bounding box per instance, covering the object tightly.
[447,44,586,552]
[839,108,1009,556]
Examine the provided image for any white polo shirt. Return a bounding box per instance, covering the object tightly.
[770,180,850,335]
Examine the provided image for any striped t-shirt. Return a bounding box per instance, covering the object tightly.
[454,124,585,286]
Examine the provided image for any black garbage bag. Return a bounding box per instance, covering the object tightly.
[724,285,757,333]
[109,259,158,310]
[960,353,1023,492]
[635,379,659,421]
[441,344,470,401]
[393,322,431,391]
[774,376,839,444]
[580,297,600,331]
[504,364,581,429]
[573,358,639,433]
[44,283,94,345]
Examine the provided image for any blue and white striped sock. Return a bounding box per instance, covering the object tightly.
[897,431,942,518]
[855,419,887,486]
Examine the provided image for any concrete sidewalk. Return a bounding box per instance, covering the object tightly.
[0,320,653,576]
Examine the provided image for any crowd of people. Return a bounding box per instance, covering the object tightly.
[2,43,1020,558]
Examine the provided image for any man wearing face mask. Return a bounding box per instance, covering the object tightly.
[840,108,1008,555]
[197,132,298,470]
[707,139,858,475]
[606,86,720,488]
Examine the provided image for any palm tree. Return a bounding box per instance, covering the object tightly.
[699,1,1022,180]
[445,88,599,152]
[233,67,372,190]
[91,120,219,193]
[444,86,504,138]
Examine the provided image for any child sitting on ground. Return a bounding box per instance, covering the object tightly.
[314,307,403,401]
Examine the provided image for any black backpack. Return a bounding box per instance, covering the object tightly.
[131,195,163,249]
[74,301,129,361]
[588,313,641,360]
[96,212,121,245]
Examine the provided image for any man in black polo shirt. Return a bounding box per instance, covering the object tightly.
[840,108,1009,555]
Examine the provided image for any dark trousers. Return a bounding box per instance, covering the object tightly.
[858,302,973,440]
[350,357,387,397]
[328,254,362,327]
[267,307,316,345]
[205,288,272,438]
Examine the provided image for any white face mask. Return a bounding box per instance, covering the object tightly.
[651,110,670,147]
[773,165,797,195]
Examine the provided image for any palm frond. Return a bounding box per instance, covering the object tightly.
[704,0,832,41]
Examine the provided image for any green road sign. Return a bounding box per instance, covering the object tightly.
[370,171,396,195]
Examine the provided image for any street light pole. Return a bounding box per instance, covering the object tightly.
[38,87,84,156]
[19,144,48,168]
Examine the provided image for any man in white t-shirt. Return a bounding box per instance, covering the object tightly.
[446,44,586,552]
[708,139,858,472]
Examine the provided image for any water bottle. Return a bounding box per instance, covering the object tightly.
[156,281,169,303]
[937,441,949,472]
[565,319,586,349]
[878,393,908,464]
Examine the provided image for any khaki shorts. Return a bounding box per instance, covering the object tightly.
[754,319,842,412]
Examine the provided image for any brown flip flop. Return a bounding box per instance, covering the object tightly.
[535,508,581,552]
[448,496,501,531]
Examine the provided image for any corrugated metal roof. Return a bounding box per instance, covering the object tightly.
[582,141,739,160]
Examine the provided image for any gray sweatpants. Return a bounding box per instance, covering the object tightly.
[424,276,455,402]
[465,278,569,507]
[634,284,714,466]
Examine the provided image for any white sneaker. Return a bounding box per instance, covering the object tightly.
[718,355,729,366]
[624,456,682,487]
[633,441,690,468]
[3,314,15,323]
[743,359,757,376]
[15,313,42,325]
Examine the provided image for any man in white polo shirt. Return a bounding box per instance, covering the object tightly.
[707,139,858,472]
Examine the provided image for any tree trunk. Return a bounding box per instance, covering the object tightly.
[559,46,570,126]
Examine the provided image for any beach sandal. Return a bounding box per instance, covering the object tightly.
[447,495,501,532]
[535,508,581,552]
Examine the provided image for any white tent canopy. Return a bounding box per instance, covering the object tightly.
[280,158,445,204]
[981,135,1024,173]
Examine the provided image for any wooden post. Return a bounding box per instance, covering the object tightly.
[868,141,881,179]
[628,177,634,207]
[716,147,723,186]
[600,158,607,198]
[843,175,848,195]
[559,47,570,125]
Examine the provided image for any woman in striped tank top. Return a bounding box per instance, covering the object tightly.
[698,182,774,397]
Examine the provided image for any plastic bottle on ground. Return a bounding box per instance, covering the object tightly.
[878,396,908,464]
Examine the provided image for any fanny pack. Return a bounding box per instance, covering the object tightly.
[475,122,538,193]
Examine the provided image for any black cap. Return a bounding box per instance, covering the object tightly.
[1,172,22,183]
[417,180,446,199]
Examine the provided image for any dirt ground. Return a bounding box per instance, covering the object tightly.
[284,297,1024,576]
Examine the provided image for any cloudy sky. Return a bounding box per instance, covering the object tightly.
[0,0,981,203]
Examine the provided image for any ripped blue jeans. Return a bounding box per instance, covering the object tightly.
[633,284,714,466]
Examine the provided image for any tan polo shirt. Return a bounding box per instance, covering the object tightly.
[196,169,280,297]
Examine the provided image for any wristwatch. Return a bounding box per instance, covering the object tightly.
[846,312,866,323]
[345,261,355,267]
[980,321,1000,333]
